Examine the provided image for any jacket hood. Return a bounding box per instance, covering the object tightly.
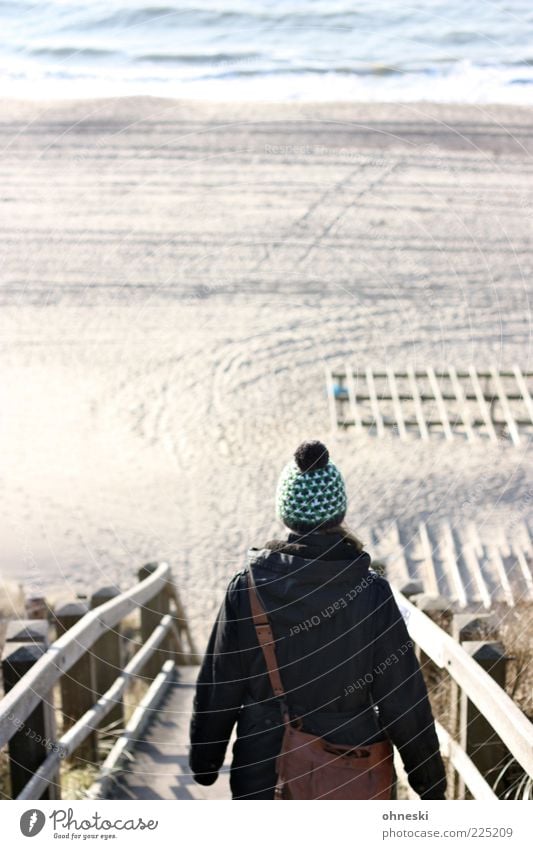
[246,531,373,630]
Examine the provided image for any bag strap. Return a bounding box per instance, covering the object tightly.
[247,569,289,717]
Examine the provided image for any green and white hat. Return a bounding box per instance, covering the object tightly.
[275,440,347,533]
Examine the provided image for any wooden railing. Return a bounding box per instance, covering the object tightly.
[2,562,530,801]
[0,562,198,801]
[393,588,533,800]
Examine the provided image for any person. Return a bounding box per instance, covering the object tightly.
[189,440,446,800]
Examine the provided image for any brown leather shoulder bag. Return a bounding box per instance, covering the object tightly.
[247,569,394,800]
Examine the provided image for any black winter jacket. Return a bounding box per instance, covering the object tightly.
[189,530,446,800]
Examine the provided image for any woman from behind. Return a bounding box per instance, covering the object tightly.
[189,440,446,800]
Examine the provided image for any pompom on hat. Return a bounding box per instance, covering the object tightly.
[275,440,347,533]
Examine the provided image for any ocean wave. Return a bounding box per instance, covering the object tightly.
[2,0,533,103]
[27,46,122,60]
[72,5,293,33]
[188,64,406,81]
[135,50,262,65]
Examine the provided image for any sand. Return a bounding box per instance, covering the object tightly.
[1,97,532,640]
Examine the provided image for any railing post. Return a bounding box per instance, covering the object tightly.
[398,580,424,599]
[90,586,124,730]
[138,563,170,680]
[24,596,49,620]
[2,636,59,799]
[5,619,49,645]
[54,602,98,764]
[169,585,193,665]
[459,640,508,798]
[452,614,499,799]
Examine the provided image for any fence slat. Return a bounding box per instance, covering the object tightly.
[448,365,476,442]
[365,367,384,438]
[386,367,407,440]
[490,367,520,447]
[440,522,468,608]
[407,364,429,440]
[427,366,453,440]
[512,544,533,600]
[513,363,533,426]
[487,543,514,607]
[417,521,440,596]
[345,363,363,433]
[460,534,492,609]
[469,365,498,442]
[324,365,338,433]
[387,521,413,590]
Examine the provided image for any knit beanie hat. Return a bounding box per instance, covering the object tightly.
[275,440,347,533]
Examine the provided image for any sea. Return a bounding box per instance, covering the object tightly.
[1,0,533,103]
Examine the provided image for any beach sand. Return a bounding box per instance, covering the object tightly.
[1,98,532,639]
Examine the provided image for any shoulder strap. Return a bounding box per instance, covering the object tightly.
[247,569,286,703]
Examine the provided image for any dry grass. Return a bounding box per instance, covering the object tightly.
[0,581,25,623]
[0,749,10,800]
[60,763,101,800]
[493,602,533,718]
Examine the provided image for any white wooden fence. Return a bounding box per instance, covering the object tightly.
[326,364,533,445]
[0,562,198,800]
[394,589,533,799]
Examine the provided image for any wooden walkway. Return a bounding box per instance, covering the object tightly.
[105,666,231,800]
[96,525,533,800]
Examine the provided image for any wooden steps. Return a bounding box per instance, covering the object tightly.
[370,520,533,608]
[105,666,232,800]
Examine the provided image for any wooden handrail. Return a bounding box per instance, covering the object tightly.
[0,562,171,750]
[393,589,533,778]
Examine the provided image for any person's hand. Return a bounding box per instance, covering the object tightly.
[193,769,218,786]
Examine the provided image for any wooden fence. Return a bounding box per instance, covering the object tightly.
[326,364,533,445]
[394,587,533,800]
[0,562,198,800]
[1,562,531,801]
